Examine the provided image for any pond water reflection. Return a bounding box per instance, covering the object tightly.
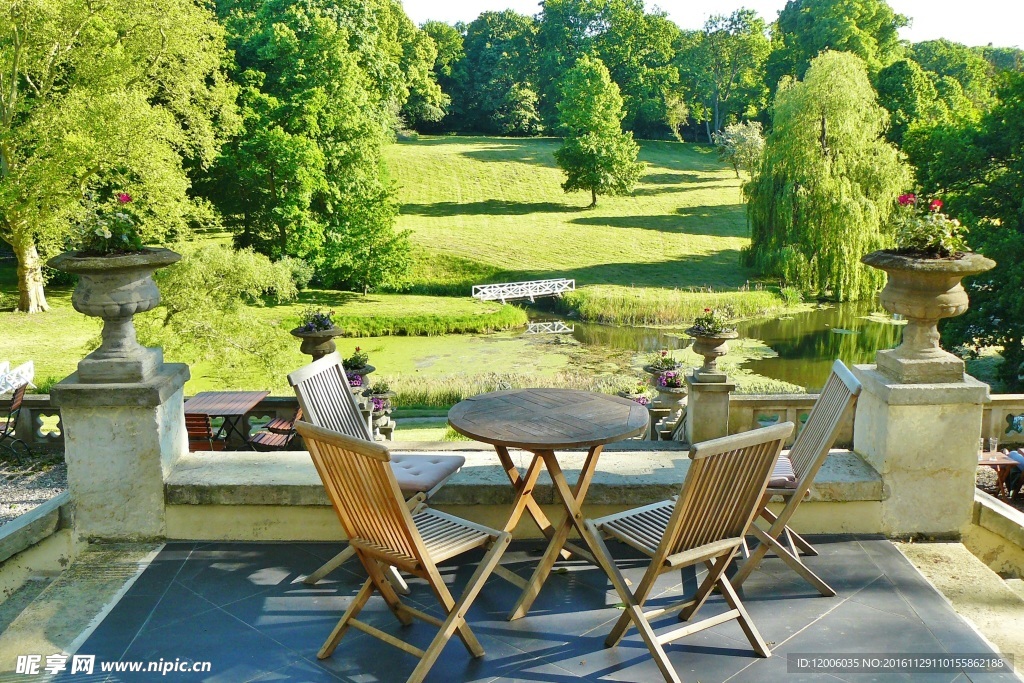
[529,301,902,392]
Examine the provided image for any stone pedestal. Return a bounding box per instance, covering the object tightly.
[684,373,735,444]
[852,364,988,538]
[51,364,190,541]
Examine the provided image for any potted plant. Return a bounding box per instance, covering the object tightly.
[685,308,739,383]
[363,379,395,399]
[643,350,682,376]
[861,194,995,383]
[344,347,374,377]
[369,395,392,427]
[617,380,651,406]
[48,192,180,383]
[290,306,343,361]
[654,370,687,418]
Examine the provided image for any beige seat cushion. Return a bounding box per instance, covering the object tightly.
[391,453,466,495]
[769,455,798,489]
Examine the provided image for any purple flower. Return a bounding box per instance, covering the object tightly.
[346,372,363,387]
[371,396,389,413]
[634,395,650,406]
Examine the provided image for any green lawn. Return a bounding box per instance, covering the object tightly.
[387,136,754,294]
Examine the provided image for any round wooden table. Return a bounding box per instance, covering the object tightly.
[448,388,649,620]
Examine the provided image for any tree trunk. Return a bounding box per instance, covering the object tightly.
[15,238,49,313]
[705,120,712,144]
[589,187,598,208]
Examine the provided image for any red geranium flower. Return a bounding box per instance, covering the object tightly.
[930,199,943,211]
[117,193,132,204]
[897,193,916,206]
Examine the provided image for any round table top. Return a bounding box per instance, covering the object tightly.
[447,388,650,450]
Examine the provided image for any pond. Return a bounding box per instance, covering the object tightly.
[538,302,902,392]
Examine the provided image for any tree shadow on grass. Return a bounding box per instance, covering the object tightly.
[479,248,751,290]
[571,205,746,237]
[458,140,560,168]
[287,290,362,308]
[401,200,582,217]
[641,172,704,185]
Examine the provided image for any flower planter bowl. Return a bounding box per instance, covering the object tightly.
[290,326,344,361]
[685,328,739,383]
[653,385,687,414]
[861,250,995,384]
[643,363,682,377]
[346,364,375,378]
[48,248,181,383]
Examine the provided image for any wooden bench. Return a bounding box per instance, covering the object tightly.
[249,408,304,451]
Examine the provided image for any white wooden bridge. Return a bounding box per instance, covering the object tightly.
[526,321,574,334]
[472,278,575,303]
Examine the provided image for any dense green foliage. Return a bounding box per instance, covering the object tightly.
[745,52,911,301]
[554,56,643,207]
[676,10,770,141]
[200,0,420,292]
[766,0,907,90]
[714,121,765,178]
[915,73,1024,389]
[0,0,237,312]
[333,305,528,337]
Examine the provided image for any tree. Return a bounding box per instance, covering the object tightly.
[745,51,912,301]
[713,121,765,178]
[453,11,539,135]
[875,59,948,144]
[676,10,770,140]
[0,0,237,312]
[915,73,1024,389]
[554,56,643,208]
[137,242,297,374]
[203,0,416,290]
[419,21,465,132]
[766,0,907,90]
[911,40,995,113]
[536,0,679,137]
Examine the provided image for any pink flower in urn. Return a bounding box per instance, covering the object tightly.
[117,193,132,204]
[897,193,916,206]
[930,199,943,212]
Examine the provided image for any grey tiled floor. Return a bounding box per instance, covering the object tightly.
[61,537,1016,682]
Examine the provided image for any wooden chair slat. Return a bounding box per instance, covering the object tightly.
[295,420,511,683]
[586,422,793,683]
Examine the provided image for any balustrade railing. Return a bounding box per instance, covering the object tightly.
[5,391,1021,453]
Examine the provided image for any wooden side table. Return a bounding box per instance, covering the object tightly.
[448,388,649,620]
[978,451,1020,498]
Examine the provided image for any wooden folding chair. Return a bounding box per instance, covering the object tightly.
[0,383,30,460]
[184,413,226,451]
[288,353,465,588]
[731,360,862,597]
[295,421,511,683]
[585,422,794,683]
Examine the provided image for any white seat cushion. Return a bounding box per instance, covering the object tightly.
[390,453,466,495]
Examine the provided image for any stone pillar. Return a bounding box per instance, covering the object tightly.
[51,364,189,541]
[853,365,988,538]
[684,372,735,444]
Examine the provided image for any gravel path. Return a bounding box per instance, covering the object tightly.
[0,457,67,526]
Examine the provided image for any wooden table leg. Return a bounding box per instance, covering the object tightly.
[494,446,558,536]
[507,445,603,621]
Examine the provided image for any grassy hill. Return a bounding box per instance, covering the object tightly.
[387,136,755,294]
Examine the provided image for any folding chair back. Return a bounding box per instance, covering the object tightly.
[787,359,862,490]
[185,413,224,451]
[1,383,30,459]
[731,359,862,597]
[288,352,371,440]
[586,423,794,683]
[297,420,423,571]
[663,422,795,559]
[294,420,510,683]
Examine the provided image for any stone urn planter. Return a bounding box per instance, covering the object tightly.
[290,326,344,361]
[685,328,739,383]
[653,385,687,420]
[48,248,181,383]
[861,250,996,383]
[346,363,375,379]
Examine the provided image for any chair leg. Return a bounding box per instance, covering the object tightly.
[318,577,375,659]
[716,570,771,658]
[760,507,817,556]
[304,546,355,585]
[679,554,731,622]
[363,559,415,628]
[585,522,681,683]
[408,534,512,683]
[749,525,835,597]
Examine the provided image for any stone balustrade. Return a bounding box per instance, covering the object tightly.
[7,391,1023,452]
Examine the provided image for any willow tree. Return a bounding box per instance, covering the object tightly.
[744,51,911,301]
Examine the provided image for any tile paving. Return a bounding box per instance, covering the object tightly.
[56,537,1017,682]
